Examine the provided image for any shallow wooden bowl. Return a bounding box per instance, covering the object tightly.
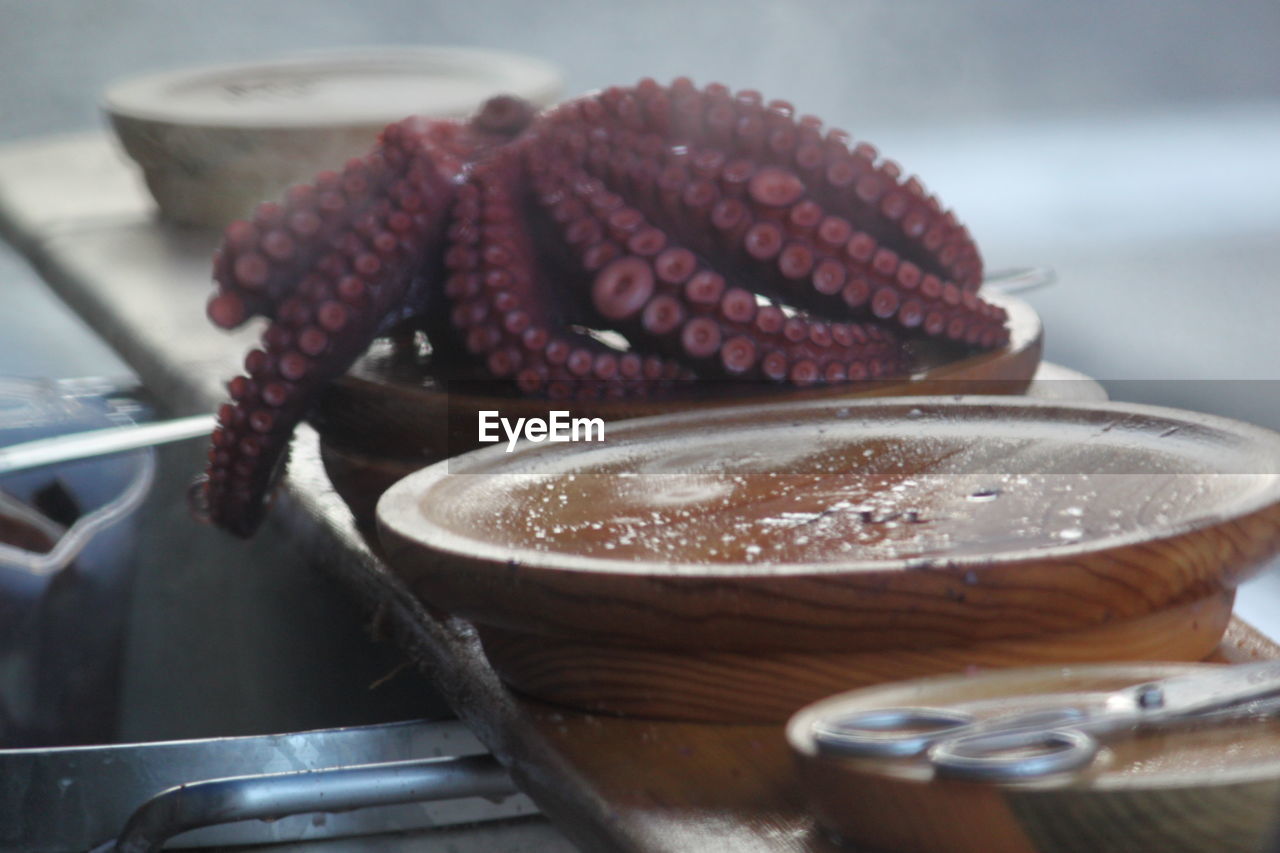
[787,663,1280,852]
[377,396,1280,721]
[318,292,1041,532]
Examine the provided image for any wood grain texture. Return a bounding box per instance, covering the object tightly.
[470,622,1277,853]
[321,358,1105,544]
[475,590,1235,722]
[379,397,1280,660]
[390,514,1277,653]
[788,661,1280,852]
[316,293,1041,529]
[319,292,1039,453]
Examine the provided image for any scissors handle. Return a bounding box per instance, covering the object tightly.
[811,706,975,758]
[812,705,1091,761]
[929,726,1100,783]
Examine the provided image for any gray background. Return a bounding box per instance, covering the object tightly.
[2,1,1278,138]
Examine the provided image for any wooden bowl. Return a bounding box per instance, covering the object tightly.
[105,48,563,227]
[787,663,1280,852]
[377,397,1280,721]
[319,291,1042,532]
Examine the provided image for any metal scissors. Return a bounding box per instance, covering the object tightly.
[809,662,1280,783]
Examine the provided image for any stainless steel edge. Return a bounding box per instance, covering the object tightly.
[101,754,515,853]
[1,719,538,852]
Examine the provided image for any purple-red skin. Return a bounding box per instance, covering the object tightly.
[198,78,1007,536]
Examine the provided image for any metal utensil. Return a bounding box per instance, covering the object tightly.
[982,265,1056,294]
[811,661,1280,782]
[0,413,213,476]
[2,718,533,852]
[98,753,515,853]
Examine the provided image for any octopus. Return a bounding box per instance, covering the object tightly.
[196,78,1009,537]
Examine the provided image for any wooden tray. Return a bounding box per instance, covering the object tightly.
[787,662,1280,852]
[378,396,1280,721]
[316,291,1042,530]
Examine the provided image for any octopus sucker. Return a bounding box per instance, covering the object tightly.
[197,78,1010,537]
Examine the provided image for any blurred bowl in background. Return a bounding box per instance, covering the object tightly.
[104,46,564,228]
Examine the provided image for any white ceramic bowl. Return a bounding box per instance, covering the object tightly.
[105,47,564,228]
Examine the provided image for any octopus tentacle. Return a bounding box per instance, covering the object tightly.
[199,98,546,535]
[527,152,905,385]
[526,92,1002,377]
[532,95,1003,358]
[198,128,462,535]
[446,149,691,400]
[207,117,459,331]
[199,80,1015,537]
[571,80,981,286]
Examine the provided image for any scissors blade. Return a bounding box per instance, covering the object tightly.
[1114,661,1280,718]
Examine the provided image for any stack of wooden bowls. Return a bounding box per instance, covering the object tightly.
[318,291,1043,536]
[377,394,1280,722]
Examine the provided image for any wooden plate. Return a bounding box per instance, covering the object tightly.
[787,663,1280,852]
[318,291,1042,531]
[473,590,1235,721]
[316,291,1040,458]
[377,397,1280,720]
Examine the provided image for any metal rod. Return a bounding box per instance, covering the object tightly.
[982,265,1056,295]
[0,414,214,475]
[105,754,516,853]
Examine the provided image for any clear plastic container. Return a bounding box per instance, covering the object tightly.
[0,378,154,746]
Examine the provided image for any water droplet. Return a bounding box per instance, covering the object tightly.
[1062,506,1083,517]
[1058,528,1084,540]
[835,407,852,419]
[907,407,925,419]
[967,488,1001,502]
[186,477,212,523]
